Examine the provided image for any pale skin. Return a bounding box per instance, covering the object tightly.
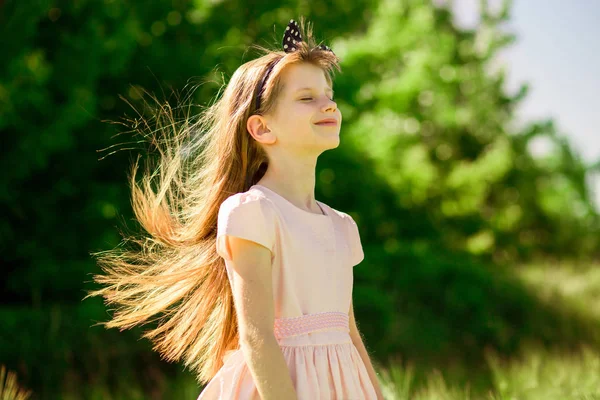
[225,62,385,399]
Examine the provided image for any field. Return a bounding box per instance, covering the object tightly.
[19,261,594,400]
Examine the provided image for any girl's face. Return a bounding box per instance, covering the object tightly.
[264,63,341,152]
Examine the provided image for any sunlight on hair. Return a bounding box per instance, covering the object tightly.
[0,365,32,400]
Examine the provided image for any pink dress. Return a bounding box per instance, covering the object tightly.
[198,184,377,400]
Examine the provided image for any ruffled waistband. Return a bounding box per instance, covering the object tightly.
[222,311,352,363]
[274,311,349,339]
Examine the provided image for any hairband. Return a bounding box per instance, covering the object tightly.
[254,19,335,111]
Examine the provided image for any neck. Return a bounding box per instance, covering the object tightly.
[256,151,320,213]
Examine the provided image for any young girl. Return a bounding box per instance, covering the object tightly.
[88,17,384,400]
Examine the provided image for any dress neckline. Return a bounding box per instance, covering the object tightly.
[251,184,330,219]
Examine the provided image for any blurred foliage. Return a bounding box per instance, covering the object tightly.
[1,0,599,398]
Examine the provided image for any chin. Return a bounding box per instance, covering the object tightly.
[323,135,340,149]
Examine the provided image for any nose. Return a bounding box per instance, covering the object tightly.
[321,97,337,113]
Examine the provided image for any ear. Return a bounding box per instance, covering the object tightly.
[247,114,276,144]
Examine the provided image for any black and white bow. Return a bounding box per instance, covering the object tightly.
[282,19,334,54]
[255,19,334,110]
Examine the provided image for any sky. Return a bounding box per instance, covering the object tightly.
[451,0,600,210]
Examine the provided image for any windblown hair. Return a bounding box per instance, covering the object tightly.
[86,17,341,384]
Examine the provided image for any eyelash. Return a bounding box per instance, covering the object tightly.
[301,96,335,101]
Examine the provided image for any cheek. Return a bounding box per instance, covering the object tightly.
[293,101,316,116]
[273,102,317,141]
[283,103,313,127]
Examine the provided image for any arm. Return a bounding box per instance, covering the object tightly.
[226,235,298,400]
[349,299,385,400]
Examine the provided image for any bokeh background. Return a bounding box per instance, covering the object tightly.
[1,0,599,399]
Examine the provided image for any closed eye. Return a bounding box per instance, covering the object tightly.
[300,96,335,101]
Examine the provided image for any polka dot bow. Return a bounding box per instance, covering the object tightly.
[255,19,334,110]
[283,19,334,54]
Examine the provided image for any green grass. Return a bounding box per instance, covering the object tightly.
[49,261,600,399]
[377,343,600,399]
[518,260,600,320]
[376,261,600,400]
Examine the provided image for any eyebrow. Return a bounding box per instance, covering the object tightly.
[295,87,334,93]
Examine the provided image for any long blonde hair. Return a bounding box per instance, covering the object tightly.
[86,18,341,384]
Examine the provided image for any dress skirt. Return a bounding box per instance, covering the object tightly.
[197,311,378,399]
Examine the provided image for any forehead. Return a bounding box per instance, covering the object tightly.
[280,63,331,92]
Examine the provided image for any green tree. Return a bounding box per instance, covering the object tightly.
[1,0,598,397]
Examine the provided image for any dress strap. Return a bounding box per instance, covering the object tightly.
[273,311,349,339]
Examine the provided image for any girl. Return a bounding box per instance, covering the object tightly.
[88,17,384,400]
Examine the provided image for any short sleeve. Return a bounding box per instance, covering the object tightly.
[216,192,276,262]
[345,213,365,267]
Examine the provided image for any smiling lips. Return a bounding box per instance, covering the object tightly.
[314,118,338,126]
